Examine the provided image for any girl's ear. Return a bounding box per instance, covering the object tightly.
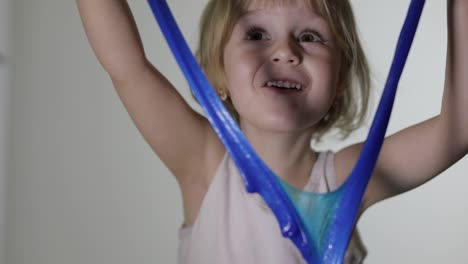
[220,71,231,101]
[218,89,229,101]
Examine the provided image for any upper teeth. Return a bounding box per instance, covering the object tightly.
[267,81,303,90]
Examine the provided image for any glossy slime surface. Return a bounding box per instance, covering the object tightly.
[147,0,425,263]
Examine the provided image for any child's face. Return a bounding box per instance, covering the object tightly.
[223,1,341,134]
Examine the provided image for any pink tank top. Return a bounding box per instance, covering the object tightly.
[177,151,367,264]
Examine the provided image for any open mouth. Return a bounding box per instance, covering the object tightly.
[265,80,305,93]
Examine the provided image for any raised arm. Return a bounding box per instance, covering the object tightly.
[76,0,222,184]
[338,0,468,210]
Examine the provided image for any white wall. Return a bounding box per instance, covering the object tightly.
[352,2,468,262]
[6,0,468,264]
[0,0,11,263]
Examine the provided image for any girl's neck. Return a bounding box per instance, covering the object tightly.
[240,122,317,189]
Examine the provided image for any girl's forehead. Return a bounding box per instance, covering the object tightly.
[236,0,327,23]
[236,0,327,27]
[241,0,320,13]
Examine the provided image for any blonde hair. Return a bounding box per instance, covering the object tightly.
[195,0,370,140]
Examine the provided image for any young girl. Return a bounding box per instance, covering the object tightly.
[77,0,468,263]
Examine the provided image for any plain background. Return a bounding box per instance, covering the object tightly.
[1,0,10,262]
[3,0,468,263]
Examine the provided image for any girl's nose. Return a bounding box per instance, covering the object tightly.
[271,39,301,66]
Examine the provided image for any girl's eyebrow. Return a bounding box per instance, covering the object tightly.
[238,9,328,25]
[238,9,264,19]
[236,10,331,35]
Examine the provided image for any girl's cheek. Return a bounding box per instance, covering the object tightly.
[303,44,333,57]
[306,47,340,67]
[234,47,264,64]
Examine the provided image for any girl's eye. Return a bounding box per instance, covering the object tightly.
[246,27,268,41]
[298,31,325,43]
[245,27,325,43]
